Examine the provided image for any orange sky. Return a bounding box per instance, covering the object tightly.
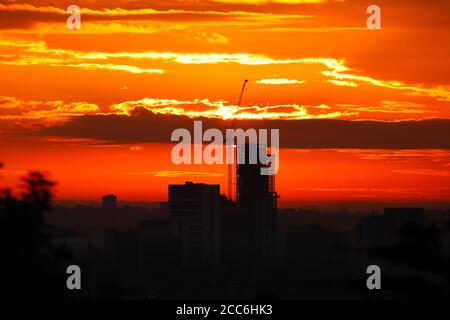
[0,0,449,205]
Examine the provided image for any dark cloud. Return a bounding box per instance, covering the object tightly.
[42,112,450,149]
[1,0,449,30]
[0,2,303,30]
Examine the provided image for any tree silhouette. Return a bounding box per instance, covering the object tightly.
[0,166,69,299]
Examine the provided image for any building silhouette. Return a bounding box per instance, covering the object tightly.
[359,207,425,247]
[235,143,278,267]
[102,194,118,211]
[137,219,179,295]
[168,182,221,269]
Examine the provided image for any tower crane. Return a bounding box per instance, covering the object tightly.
[225,79,249,200]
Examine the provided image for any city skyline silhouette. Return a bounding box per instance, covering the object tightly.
[0,0,449,302]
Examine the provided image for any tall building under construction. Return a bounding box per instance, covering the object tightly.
[235,143,279,267]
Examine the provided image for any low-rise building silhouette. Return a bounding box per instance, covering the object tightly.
[102,194,118,211]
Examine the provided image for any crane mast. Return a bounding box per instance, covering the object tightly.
[227,79,248,200]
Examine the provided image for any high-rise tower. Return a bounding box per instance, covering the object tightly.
[235,143,278,266]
